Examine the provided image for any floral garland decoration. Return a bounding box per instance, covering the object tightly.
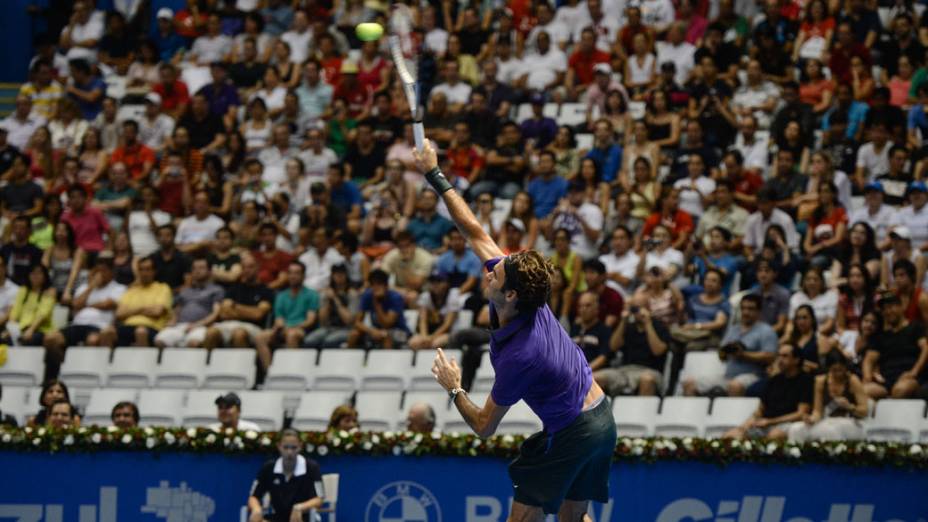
[1,426,926,468]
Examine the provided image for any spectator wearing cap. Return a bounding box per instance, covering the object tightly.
[256,261,319,369]
[347,269,410,349]
[863,292,928,399]
[743,187,801,259]
[206,252,274,350]
[151,8,186,63]
[110,120,155,182]
[99,256,172,348]
[211,393,261,432]
[434,228,481,294]
[570,291,613,371]
[408,272,464,350]
[890,259,928,325]
[153,64,190,121]
[749,259,791,335]
[1,95,45,151]
[153,256,224,349]
[111,401,139,429]
[520,93,558,149]
[501,218,527,255]
[44,254,126,379]
[381,231,435,305]
[724,344,813,441]
[850,182,895,246]
[874,145,912,207]
[248,428,324,522]
[888,181,928,250]
[566,28,611,100]
[19,59,63,122]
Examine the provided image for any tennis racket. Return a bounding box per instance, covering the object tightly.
[389,3,425,152]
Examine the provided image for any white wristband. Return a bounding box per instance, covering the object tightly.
[449,387,465,400]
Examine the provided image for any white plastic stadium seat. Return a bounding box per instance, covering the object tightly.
[575,133,594,151]
[612,396,660,437]
[496,401,542,435]
[472,351,496,393]
[557,103,587,126]
[59,347,111,389]
[865,399,926,442]
[443,392,488,433]
[265,349,318,391]
[0,386,29,426]
[155,348,208,389]
[238,390,285,432]
[182,390,226,428]
[313,350,365,391]
[203,348,256,390]
[654,397,711,438]
[676,352,727,394]
[361,351,414,391]
[355,391,403,431]
[83,388,140,427]
[106,347,159,388]
[138,389,186,427]
[0,346,45,387]
[402,391,450,432]
[409,349,462,391]
[402,310,419,333]
[291,391,353,431]
[705,397,761,439]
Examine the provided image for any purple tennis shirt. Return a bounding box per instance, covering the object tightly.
[489,303,593,433]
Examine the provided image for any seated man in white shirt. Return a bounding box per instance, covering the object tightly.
[849,182,895,247]
[732,115,770,174]
[518,31,568,93]
[429,60,472,114]
[189,14,234,65]
[655,23,696,86]
[599,226,640,299]
[176,191,227,254]
[210,392,261,432]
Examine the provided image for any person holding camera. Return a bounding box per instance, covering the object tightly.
[593,296,671,396]
[637,224,685,283]
[682,293,778,396]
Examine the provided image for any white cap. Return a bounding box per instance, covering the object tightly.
[157,8,174,19]
[145,92,162,105]
[890,226,912,240]
[506,218,526,233]
[813,224,834,239]
[593,63,612,75]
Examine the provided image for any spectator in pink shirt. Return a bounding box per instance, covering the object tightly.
[61,184,109,254]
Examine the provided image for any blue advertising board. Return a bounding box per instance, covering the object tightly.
[0,451,926,521]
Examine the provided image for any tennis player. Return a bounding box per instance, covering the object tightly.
[418,141,616,522]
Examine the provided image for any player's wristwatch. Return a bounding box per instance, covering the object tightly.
[448,387,465,400]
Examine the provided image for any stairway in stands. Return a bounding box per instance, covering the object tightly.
[0,83,21,118]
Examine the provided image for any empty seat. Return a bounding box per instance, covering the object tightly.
[705,397,761,439]
[0,346,45,387]
[557,102,587,126]
[865,399,926,442]
[654,397,711,438]
[496,401,542,435]
[313,350,365,391]
[612,396,660,437]
[0,385,29,426]
[453,309,473,331]
[265,349,318,390]
[106,347,159,388]
[355,391,403,431]
[443,392,488,433]
[155,348,208,389]
[203,348,256,390]
[676,352,727,394]
[575,133,594,151]
[83,388,140,426]
[138,389,186,427]
[361,351,414,391]
[402,390,450,432]
[182,390,225,428]
[291,391,353,431]
[409,349,461,391]
[238,390,285,431]
[472,351,495,392]
[59,347,111,389]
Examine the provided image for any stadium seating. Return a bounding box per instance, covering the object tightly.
[496,401,542,435]
[443,392,488,433]
[155,348,208,389]
[0,385,29,426]
[182,390,226,428]
[313,350,366,391]
[264,349,319,391]
[137,389,186,427]
[409,349,461,391]
[59,347,111,389]
[203,348,257,390]
[676,352,727,394]
[238,390,285,431]
[705,397,761,439]
[360,350,414,391]
[83,388,139,426]
[472,351,496,393]
[0,346,45,387]
[291,391,353,431]
[106,347,159,388]
[612,396,660,437]
[865,399,926,442]
[654,397,711,438]
[355,391,404,431]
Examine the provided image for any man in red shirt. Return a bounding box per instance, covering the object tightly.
[446,121,485,184]
[61,184,110,255]
[252,223,293,291]
[724,150,764,212]
[566,27,610,99]
[153,63,190,120]
[582,259,624,328]
[111,120,155,182]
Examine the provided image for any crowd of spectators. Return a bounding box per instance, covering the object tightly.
[1,0,928,447]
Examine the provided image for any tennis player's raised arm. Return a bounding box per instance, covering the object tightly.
[414,141,504,263]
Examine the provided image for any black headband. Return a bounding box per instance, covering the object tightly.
[503,256,519,293]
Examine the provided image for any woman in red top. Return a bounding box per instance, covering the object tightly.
[641,187,694,251]
[804,182,848,267]
[793,0,835,62]
[836,263,877,334]
[357,41,388,95]
[799,59,834,114]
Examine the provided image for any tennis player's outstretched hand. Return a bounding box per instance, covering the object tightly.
[432,348,462,391]
[413,139,439,174]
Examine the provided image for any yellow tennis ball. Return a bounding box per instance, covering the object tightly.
[356,22,384,42]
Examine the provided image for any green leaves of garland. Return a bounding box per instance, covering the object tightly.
[1,426,926,469]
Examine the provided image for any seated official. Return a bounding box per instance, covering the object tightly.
[248,429,324,522]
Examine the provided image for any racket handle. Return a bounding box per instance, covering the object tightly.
[413,121,425,152]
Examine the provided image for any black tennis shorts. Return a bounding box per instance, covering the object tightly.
[508,396,617,514]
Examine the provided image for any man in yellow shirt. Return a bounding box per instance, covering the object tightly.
[19,60,63,121]
[99,257,172,347]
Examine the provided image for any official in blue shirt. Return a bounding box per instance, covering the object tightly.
[434,228,482,293]
[585,119,622,183]
[526,151,569,218]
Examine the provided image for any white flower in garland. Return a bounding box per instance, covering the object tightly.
[205,433,216,444]
[2,433,11,443]
[911,444,924,455]
[233,436,244,449]
[91,433,102,444]
[245,430,258,440]
[306,443,315,453]
[146,437,156,449]
[187,428,197,438]
[502,435,514,445]
[37,428,46,437]
[765,442,777,454]
[332,437,341,447]
[372,434,381,444]
[164,432,176,445]
[121,434,132,444]
[318,445,329,456]
[392,445,402,456]
[743,441,753,451]
[107,426,118,433]
[32,438,40,446]
[144,427,154,436]
[788,447,801,458]
[63,435,74,446]
[261,436,272,446]
[363,441,373,451]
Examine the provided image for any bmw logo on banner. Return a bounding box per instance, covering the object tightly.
[366,481,442,522]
